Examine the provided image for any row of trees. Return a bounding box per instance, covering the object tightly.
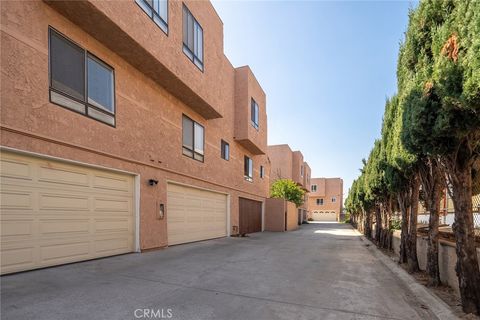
[345,0,480,314]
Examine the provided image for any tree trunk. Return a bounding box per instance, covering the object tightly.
[407,174,420,273]
[398,193,409,264]
[364,209,372,239]
[426,188,441,286]
[421,159,443,287]
[384,198,393,250]
[375,204,382,245]
[449,165,480,314]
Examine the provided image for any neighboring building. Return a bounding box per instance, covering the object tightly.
[0,0,270,274]
[308,178,343,221]
[267,145,311,224]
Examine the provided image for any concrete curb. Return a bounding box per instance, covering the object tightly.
[352,229,459,320]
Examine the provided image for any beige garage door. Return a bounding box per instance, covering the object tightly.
[167,183,227,245]
[312,211,337,221]
[0,151,135,275]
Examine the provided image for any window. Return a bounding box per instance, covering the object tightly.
[135,0,168,33]
[260,165,265,178]
[182,115,204,162]
[311,184,317,192]
[183,5,203,70]
[49,28,115,126]
[244,156,253,182]
[301,165,304,177]
[221,140,229,161]
[316,198,324,206]
[332,197,336,203]
[251,98,259,129]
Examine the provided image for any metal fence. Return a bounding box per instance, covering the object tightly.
[417,184,480,237]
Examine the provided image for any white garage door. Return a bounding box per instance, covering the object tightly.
[167,183,227,245]
[312,211,337,221]
[0,151,135,275]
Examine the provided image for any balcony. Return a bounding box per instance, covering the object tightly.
[234,66,267,155]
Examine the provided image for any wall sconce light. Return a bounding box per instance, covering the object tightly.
[148,179,158,186]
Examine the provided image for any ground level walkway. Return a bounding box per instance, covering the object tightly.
[1,223,439,319]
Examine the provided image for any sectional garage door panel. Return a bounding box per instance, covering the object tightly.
[0,151,135,274]
[312,211,337,221]
[167,183,227,245]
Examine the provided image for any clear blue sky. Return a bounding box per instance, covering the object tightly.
[212,0,415,198]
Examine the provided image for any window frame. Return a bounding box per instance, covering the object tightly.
[182,4,204,71]
[182,114,205,162]
[311,184,317,192]
[332,197,336,203]
[48,27,116,127]
[221,139,230,161]
[135,0,169,34]
[244,156,253,182]
[250,98,259,129]
[260,165,265,179]
[316,198,324,206]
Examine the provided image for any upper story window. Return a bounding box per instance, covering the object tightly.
[251,98,259,129]
[332,197,337,203]
[49,27,115,126]
[311,184,317,192]
[182,115,204,162]
[244,156,253,182]
[221,140,229,161]
[183,4,203,71]
[135,0,168,34]
[301,165,304,177]
[316,198,324,205]
[260,165,265,179]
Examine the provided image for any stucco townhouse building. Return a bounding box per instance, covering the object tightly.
[308,178,343,221]
[267,144,311,224]
[0,0,270,274]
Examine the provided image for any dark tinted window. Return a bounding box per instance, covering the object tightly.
[221,140,229,160]
[182,5,203,70]
[244,156,253,181]
[49,28,115,126]
[182,116,193,156]
[251,99,259,129]
[182,115,204,162]
[50,30,85,101]
[136,0,168,33]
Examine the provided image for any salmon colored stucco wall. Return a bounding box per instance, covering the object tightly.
[303,162,311,192]
[267,144,293,182]
[234,66,267,155]
[0,0,269,250]
[286,201,298,231]
[44,0,227,119]
[267,145,311,220]
[292,151,304,186]
[264,198,298,232]
[265,198,286,232]
[308,178,343,220]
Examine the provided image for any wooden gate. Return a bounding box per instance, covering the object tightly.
[239,198,262,234]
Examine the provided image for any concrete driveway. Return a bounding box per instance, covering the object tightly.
[1,223,438,320]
